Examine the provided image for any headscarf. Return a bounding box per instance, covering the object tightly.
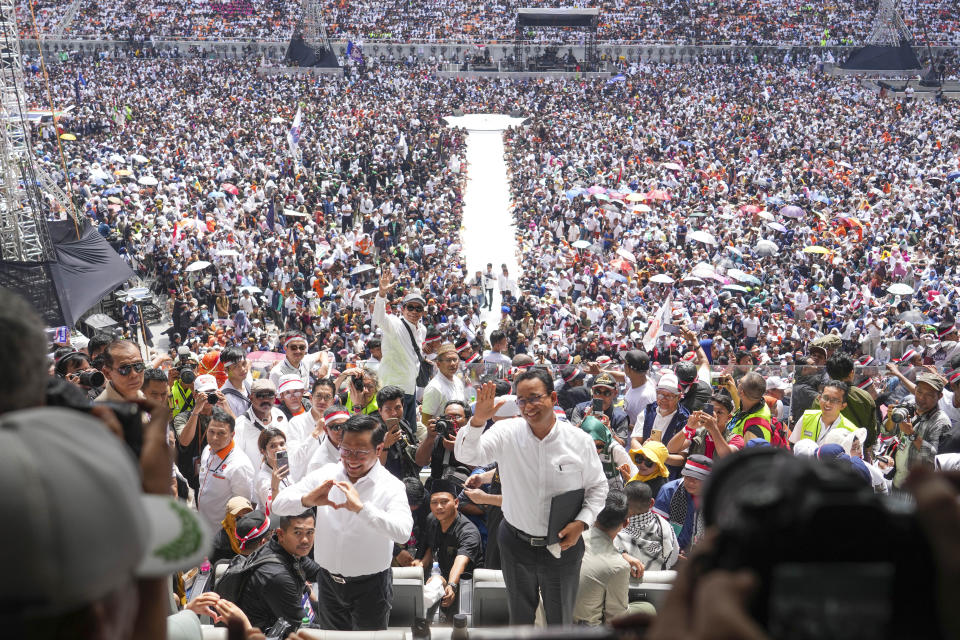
[221,496,254,556]
[581,416,615,478]
[628,440,669,482]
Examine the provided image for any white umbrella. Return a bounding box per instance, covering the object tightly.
[661,162,683,171]
[216,249,240,257]
[571,240,591,249]
[270,116,286,124]
[616,247,636,262]
[757,211,775,221]
[726,268,751,282]
[350,264,376,275]
[131,154,149,164]
[755,239,779,256]
[887,283,915,296]
[137,176,158,186]
[239,286,262,294]
[681,275,705,285]
[108,153,125,163]
[630,204,652,213]
[185,260,211,273]
[688,230,717,245]
[283,208,310,218]
[650,273,675,284]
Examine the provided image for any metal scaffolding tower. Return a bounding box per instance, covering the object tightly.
[866,0,914,45]
[300,0,333,54]
[0,0,54,262]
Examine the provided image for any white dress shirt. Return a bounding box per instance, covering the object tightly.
[372,294,425,394]
[234,407,288,469]
[455,416,608,536]
[272,462,413,576]
[197,443,255,532]
[305,435,341,474]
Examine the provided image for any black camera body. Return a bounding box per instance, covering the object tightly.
[207,391,219,404]
[890,400,916,424]
[352,374,365,392]
[78,369,106,389]
[697,448,940,640]
[178,364,196,385]
[434,417,454,439]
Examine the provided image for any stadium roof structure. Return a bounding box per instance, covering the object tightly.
[516,8,600,29]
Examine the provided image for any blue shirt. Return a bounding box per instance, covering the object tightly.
[652,478,695,551]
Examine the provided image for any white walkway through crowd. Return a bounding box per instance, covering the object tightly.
[446,113,526,335]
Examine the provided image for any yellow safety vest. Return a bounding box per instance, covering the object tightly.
[799,410,858,443]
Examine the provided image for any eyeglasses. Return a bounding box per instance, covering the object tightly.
[444,414,465,422]
[314,393,334,402]
[327,421,346,432]
[286,344,306,352]
[516,393,548,408]
[405,305,424,313]
[115,362,146,376]
[593,388,613,397]
[340,446,374,459]
[819,394,844,406]
[254,391,276,399]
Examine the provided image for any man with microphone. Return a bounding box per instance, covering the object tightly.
[455,368,608,625]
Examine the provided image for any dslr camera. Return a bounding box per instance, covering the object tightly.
[882,399,916,438]
[434,417,455,438]
[696,448,939,640]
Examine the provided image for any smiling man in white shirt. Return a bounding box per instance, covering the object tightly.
[455,368,608,625]
[272,414,412,631]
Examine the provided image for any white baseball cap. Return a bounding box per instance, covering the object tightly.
[0,408,210,617]
[194,373,218,393]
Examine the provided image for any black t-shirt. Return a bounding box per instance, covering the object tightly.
[416,513,482,578]
[429,440,473,490]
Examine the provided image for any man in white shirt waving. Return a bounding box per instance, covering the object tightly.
[272,414,412,631]
[455,368,608,625]
[373,271,427,428]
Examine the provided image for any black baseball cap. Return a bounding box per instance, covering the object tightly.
[623,350,650,372]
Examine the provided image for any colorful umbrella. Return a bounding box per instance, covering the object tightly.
[780,205,805,218]
[802,246,829,254]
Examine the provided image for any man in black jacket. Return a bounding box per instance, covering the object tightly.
[236,511,322,634]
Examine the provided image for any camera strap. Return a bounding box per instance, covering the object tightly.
[401,319,424,365]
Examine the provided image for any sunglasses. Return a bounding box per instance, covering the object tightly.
[636,456,654,466]
[405,305,424,313]
[286,344,307,352]
[254,391,276,399]
[115,362,146,376]
[593,388,613,397]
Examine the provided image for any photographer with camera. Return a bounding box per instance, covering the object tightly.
[420,343,468,431]
[418,400,475,492]
[54,348,105,398]
[174,373,230,492]
[881,372,951,490]
[170,347,200,419]
[335,366,379,415]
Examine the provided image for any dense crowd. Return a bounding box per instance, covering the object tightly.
[8,49,960,637]
[24,0,959,45]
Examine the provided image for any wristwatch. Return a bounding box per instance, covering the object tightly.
[907,433,918,442]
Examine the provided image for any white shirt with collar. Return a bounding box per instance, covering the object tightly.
[306,436,341,474]
[272,461,413,577]
[372,294,425,395]
[235,406,288,469]
[197,442,255,532]
[455,416,608,537]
